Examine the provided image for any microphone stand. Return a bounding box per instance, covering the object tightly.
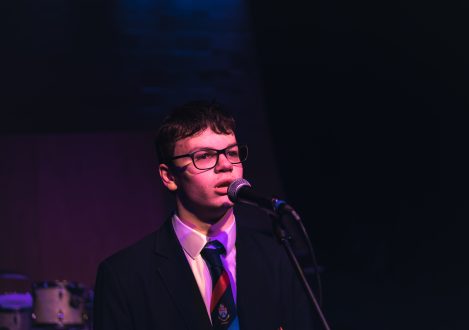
[271,213,331,330]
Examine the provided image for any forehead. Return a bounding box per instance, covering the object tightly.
[174,128,237,155]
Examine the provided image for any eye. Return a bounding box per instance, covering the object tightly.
[194,150,216,161]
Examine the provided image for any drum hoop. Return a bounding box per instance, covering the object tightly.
[32,281,61,289]
[32,281,85,290]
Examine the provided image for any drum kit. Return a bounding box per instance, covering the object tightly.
[0,272,93,330]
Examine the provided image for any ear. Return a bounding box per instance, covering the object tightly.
[158,164,178,192]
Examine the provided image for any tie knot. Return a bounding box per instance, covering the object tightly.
[205,240,226,254]
[200,240,226,269]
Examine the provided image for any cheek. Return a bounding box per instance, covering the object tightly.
[234,164,244,176]
[181,174,213,196]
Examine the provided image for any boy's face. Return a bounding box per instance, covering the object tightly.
[161,127,243,222]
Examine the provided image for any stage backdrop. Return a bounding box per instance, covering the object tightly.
[0,112,283,291]
[0,132,170,286]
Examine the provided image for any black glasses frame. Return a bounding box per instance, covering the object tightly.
[170,144,248,170]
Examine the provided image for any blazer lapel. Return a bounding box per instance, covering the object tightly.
[154,220,212,330]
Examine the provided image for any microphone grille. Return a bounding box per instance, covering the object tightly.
[227,178,251,202]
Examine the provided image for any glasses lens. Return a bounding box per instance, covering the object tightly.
[226,145,248,164]
[193,149,218,169]
[192,145,248,169]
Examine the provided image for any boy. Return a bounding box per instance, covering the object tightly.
[93,100,314,329]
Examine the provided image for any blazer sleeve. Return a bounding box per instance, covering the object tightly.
[93,260,134,330]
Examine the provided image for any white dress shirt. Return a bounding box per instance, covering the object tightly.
[172,212,237,319]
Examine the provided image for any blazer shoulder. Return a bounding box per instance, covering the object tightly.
[237,224,286,261]
[98,218,172,271]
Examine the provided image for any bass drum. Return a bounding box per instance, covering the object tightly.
[0,292,33,330]
[32,281,87,328]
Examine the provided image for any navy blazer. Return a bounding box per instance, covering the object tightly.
[94,218,314,330]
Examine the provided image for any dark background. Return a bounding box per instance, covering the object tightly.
[250,1,469,328]
[1,0,468,329]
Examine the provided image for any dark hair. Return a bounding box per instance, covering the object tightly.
[155,100,236,164]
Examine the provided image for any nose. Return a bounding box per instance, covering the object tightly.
[214,152,233,172]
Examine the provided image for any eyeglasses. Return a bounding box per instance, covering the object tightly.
[170,144,248,170]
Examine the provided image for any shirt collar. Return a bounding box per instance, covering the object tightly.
[172,212,236,260]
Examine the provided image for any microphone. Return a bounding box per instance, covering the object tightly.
[227,178,300,220]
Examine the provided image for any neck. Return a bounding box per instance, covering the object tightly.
[175,206,234,236]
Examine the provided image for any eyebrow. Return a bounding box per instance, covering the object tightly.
[186,142,238,154]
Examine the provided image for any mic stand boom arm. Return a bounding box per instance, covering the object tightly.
[271,213,331,330]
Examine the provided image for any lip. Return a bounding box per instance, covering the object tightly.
[214,187,229,196]
[215,179,235,188]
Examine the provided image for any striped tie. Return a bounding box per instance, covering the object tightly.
[201,240,239,330]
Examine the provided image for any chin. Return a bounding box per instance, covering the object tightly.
[220,201,234,208]
[207,201,233,216]
[218,195,234,207]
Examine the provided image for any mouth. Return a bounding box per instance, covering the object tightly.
[214,179,234,195]
[215,179,234,189]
